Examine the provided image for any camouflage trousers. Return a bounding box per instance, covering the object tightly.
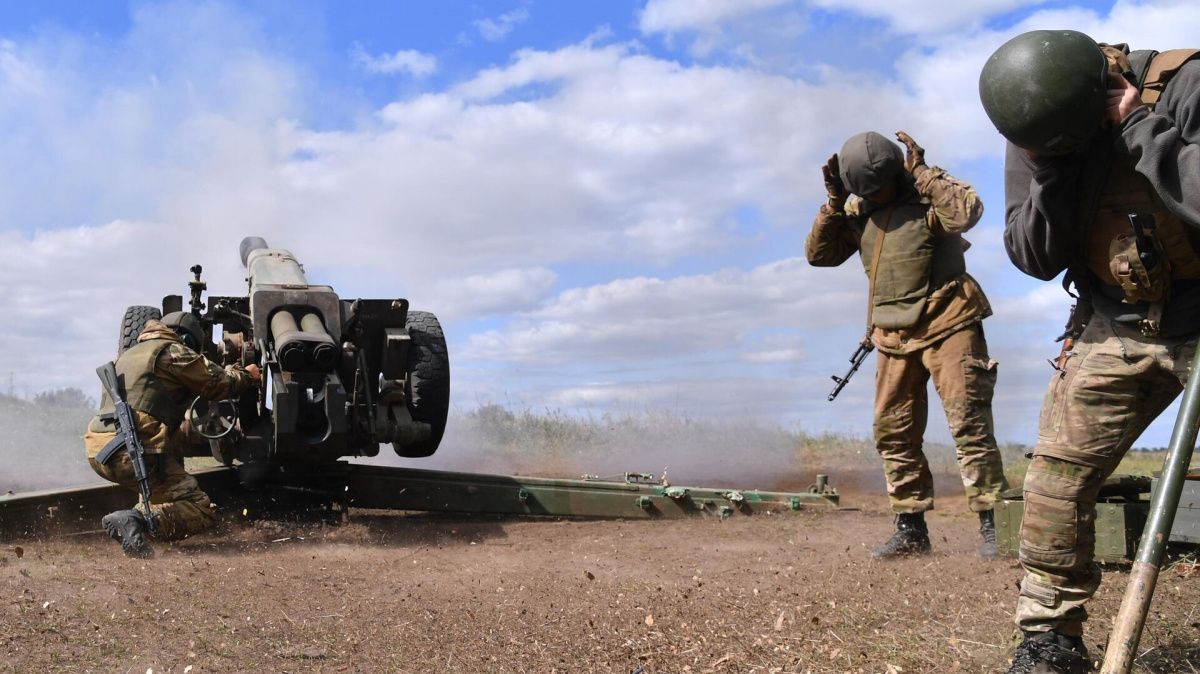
[874,323,1008,513]
[88,447,217,541]
[1016,312,1195,636]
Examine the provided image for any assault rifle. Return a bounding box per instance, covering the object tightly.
[828,334,874,402]
[95,362,157,533]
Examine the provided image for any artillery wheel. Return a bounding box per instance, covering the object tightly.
[186,396,239,440]
[395,310,450,458]
[119,305,162,354]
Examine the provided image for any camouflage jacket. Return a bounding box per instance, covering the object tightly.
[806,165,992,355]
[84,321,255,457]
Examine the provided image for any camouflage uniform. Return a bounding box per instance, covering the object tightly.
[807,136,1009,515]
[1004,49,1200,636]
[84,320,254,541]
[1016,312,1195,634]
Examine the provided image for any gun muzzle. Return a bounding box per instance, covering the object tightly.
[300,312,338,370]
[239,237,270,267]
[270,310,310,371]
[270,309,338,372]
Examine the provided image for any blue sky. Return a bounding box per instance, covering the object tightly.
[0,0,1195,450]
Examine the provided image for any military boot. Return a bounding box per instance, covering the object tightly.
[979,509,1000,560]
[101,509,153,558]
[1005,630,1091,674]
[870,512,931,559]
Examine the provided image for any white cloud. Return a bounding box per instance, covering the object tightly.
[4,0,1198,449]
[267,39,922,290]
[638,0,806,60]
[809,0,1049,34]
[432,267,558,320]
[474,6,531,42]
[461,258,861,365]
[0,221,181,393]
[351,45,437,77]
[639,0,790,33]
[741,334,807,363]
[0,40,48,95]
[1012,0,1200,48]
[993,284,1073,325]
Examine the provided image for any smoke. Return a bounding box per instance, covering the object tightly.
[3,396,1024,504]
[0,393,101,493]
[363,404,872,491]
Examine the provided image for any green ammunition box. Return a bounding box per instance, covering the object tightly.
[994,475,1153,564]
[1153,475,1200,544]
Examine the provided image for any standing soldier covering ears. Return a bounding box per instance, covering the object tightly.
[806,130,1008,559]
[981,29,1200,674]
[83,313,260,557]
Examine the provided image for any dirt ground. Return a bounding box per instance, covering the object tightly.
[2,487,1199,674]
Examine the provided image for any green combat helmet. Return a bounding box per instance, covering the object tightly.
[162,311,204,350]
[979,29,1108,155]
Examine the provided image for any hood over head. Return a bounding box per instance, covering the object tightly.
[838,131,903,197]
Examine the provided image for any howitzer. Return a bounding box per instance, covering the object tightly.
[1101,364,1200,673]
[94,362,157,533]
[828,334,874,402]
[116,237,450,483]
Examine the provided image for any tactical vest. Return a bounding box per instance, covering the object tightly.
[94,339,187,429]
[859,198,966,330]
[1082,48,1200,318]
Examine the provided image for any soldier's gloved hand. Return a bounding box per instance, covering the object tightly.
[895,131,926,175]
[822,153,848,212]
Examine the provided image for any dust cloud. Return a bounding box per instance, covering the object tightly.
[362,404,872,491]
[3,393,982,497]
[0,392,102,493]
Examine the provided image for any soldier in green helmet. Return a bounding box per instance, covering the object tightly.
[83,312,260,557]
[806,130,1008,560]
[981,29,1200,673]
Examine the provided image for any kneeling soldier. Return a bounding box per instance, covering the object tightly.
[83,312,259,557]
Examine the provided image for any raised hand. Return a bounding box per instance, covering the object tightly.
[822,153,848,209]
[1106,72,1143,126]
[895,131,925,174]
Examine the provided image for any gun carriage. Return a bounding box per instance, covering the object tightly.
[1,239,839,537]
[118,237,450,483]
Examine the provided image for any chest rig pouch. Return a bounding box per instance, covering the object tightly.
[1107,212,1168,304]
[1083,46,1200,335]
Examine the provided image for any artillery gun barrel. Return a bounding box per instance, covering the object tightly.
[300,312,338,370]
[269,310,310,371]
[242,237,340,373]
[242,238,310,288]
